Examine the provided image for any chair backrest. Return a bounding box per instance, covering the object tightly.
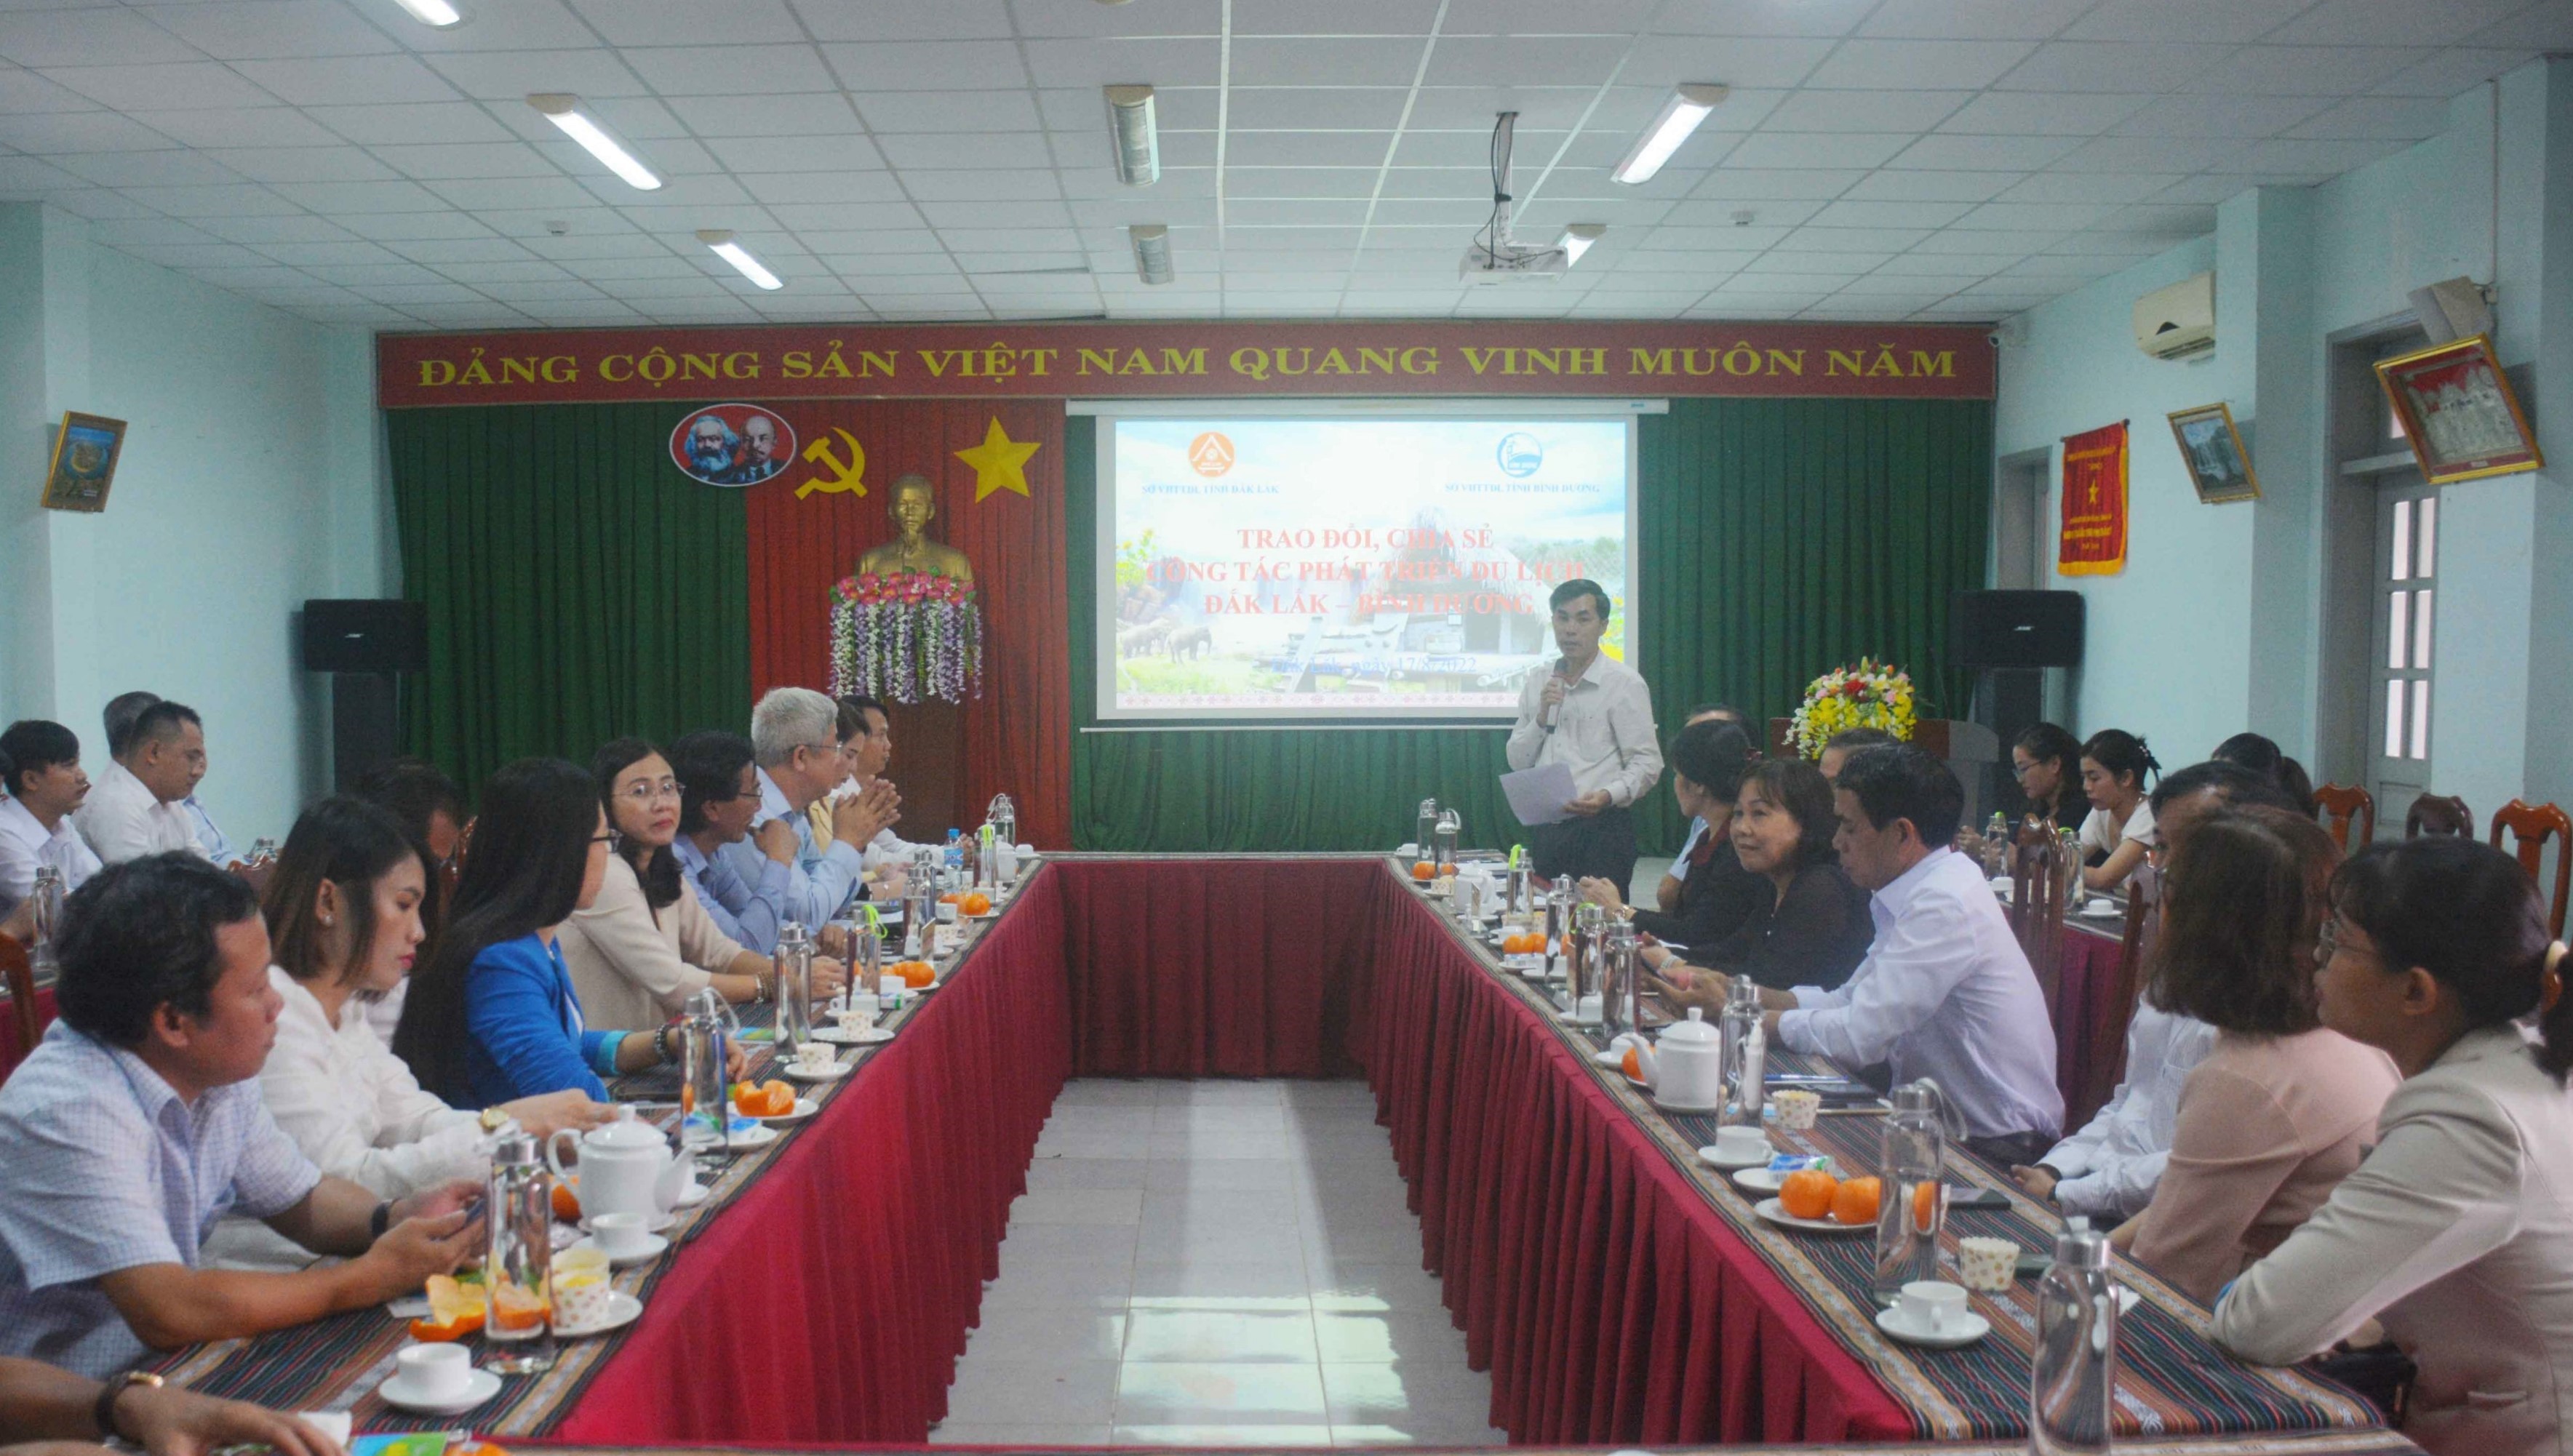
[228,857,276,899]
[2489,799,2573,939]
[2404,793,2473,839]
[2085,858,2161,1121]
[0,932,39,1077]
[2311,783,2376,852]
[440,815,475,907]
[2008,823,2069,1015]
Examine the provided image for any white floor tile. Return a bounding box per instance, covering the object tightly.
[1013,1188,1146,1225]
[1115,1361,1330,1422]
[1124,1308,1320,1363]
[1112,1424,1334,1447]
[930,1421,1117,1445]
[1025,1157,1154,1191]
[946,1357,1122,1424]
[965,1310,1129,1361]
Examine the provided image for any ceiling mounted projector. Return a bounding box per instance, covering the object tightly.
[1459,113,1603,284]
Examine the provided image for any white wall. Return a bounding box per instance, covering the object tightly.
[0,201,388,844]
[1992,60,2573,817]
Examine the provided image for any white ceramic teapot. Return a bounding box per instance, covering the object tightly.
[1636,1007,1726,1111]
[548,1109,687,1223]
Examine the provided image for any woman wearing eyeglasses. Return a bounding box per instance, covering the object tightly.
[395,757,741,1106]
[559,738,844,1032]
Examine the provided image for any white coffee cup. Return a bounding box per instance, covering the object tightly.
[395,1342,471,1399]
[1574,991,1603,1024]
[1713,1125,1770,1163]
[1899,1279,1970,1334]
[793,1041,836,1073]
[936,902,959,924]
[589,1210,650,1257]
[836,1004,876,1035]
[1957,1236,2019,1292]
[1397,842,1419,859]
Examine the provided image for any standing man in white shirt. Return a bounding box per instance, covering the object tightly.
[0,721,102,921]
[1505,580,1664,895]
[73,700,210,867]
[714,688,900,945]
[1710,744,2062,1161]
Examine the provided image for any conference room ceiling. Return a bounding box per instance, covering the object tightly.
[1,0,2564,332]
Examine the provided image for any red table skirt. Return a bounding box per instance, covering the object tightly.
[2057,924,2134,1132]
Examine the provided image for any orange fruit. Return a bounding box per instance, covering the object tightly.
[938,891,964,904]
[1913,1179,1941,1233]
[961,892,992,916]
[489,1282,548,1332]
[1779,1168,1840,1221]
[416,1273,484,1340]
[898,960,935,988]
[1620,1045,1641,1081]
[1831,1176,1883,1226]
[551,1181,581,1222]
[758,1079,794,1116]
[1412,860,1435,881]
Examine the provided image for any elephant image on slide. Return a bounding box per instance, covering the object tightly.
[1120,617,1176,658]
[1166,625,1211,662]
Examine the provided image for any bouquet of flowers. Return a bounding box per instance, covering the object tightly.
[829,571,983,704]
[1787,657,1916,759]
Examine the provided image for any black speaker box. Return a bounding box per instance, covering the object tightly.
[302,599,427,674]
[1952,591,2083,670]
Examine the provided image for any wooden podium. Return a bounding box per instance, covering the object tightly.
[1765,717,2002,821]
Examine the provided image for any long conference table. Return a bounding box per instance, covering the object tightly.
[148,855,2397,1452]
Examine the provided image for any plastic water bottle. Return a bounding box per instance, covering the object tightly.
[1872,1079,1957,1306]
[944,828,965,879]
[26,867,64,977]
[2033,1218,2120,1455]
[1415,798,1439,859]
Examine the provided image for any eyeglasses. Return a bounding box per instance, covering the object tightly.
[615,778,680,804]
[2315,913,2371,965]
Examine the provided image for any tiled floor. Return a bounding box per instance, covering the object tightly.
[932,1079,1506,1449]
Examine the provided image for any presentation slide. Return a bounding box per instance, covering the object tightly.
[1098,414,1636,723]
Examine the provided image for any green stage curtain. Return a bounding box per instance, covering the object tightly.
[1069,399,1992,853]
[388,404,751,796]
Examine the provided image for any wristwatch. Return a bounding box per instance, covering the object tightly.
[479,1106,513,1134]
[93,1370,163,1440]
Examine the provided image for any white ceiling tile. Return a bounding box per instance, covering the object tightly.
[899,167,1061,201]
[2286,95,2454,139]
[1956,201,2114,231]
[393,305,538,327]
[665,93,862,137]
[1805,199,1974,228]
[0,10,202,68]
[372,142,558,180]
[917,199,1072,228]
[2041,231,2168,255]
[1842,169,2019,201]
[1421,37,1629,87]
[1937,91,2153,135]
[1227,166,1381,198]
[424,49,652,102]
[1037,84,1218,131]
[1780,225,1932,252]
[269,177,451,212]
[128,108,344,150]
[569,0,804,46]
[86,217,221,247]
[2092,204,2221,236]
[309,102,515,147]
[792,0,1012,39]
[1715,271,1869,292]
[1616,36,1835,89]
[1762,89,1972,133]
[769,200,925,230]
[1808,39,2036,89]
[794,227,945,252]
[136,1,401,60]
[2113,95,2334,138]
[875,132,1054,169]
[110,241,264,267]
[820,40,1026,91]
[335,211,498,240]
[418,252,564,279]
[1662,198,1825,227]
[1651,1,1880,39]
[1856,0,2098,39]
[2267,0,2531,47]
[741,170,906,205]
[0,154,89,191]
[708,138,885,176]
[0,66,94,114]
[2185,46,2433,96]
[1229,198,1371,226]
[1884,132,2083,169]
[1228,36,1424,87]
[1639,221,1792,248]
[1997,172,2182,204]
[2065,0,2309,43]
[2049,135,2250,172]
[0,110,179,152]
[54,150,242,187]
[429,176,605,211]
[396,4,604,55]
[1913,227,2057,253]
[1234,130,1396,167]
[43,188,164,220]
[623,45,834,96]
[193,213,355,244]
[1232,87,1416,130]
[255,239,410,268]
[204,145,399,183]
[1997,42,2234,92]
[2214,136,2411,172]
[234,57,461,107]
[1389,128,1560,167]
[474,279,612,303]
[1722,132,1912,169]
[2150,175,2257,204]
[2368,48,2530,96]
[114,183,302,215]
[1873,252,2025,274]
[853,89,1043,134]
[1688,168,1866,200]
[1744,249,1888,273]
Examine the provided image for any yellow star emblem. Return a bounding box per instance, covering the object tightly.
[955,417,1040,502]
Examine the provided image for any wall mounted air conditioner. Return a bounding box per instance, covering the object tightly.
[2134,272,2215,360]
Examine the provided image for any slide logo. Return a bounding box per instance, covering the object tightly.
[1496,432,1544,478]
[1188,431,1236,477]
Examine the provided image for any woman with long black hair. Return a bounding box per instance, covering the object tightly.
[2078,728,2161,892]
[2010,721,2084,826]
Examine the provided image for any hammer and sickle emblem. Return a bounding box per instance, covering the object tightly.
[796,428,866,500]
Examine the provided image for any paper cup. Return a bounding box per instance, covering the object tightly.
[1958,1236,2019,1292]
[553,1269,612,1329]
[792,1042,837,1073]
[1771,1089,1822,1131]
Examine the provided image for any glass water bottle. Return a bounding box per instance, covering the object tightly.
[482,1130,557,1372]
[1720,977,1764,1128]
[1541,883,1571,982]
[1415,797,1439,858]
[988,793,1018,879]
[678,987,732,1148]
[25,867,64,976]
[2033,1218,2120,1455]
[773,921,814,1056]
[1872,1079,1958,1305]
[1432,809,1460,875]
[1597,919,1639,1039]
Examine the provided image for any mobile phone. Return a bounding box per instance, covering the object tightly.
[1947,1187,2011,1210]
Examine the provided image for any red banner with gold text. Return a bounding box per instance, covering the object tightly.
[378,320,1993,409]
[2058,422,2129,577]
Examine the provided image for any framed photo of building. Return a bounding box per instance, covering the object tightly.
[2166,401,2258,504]
[2374,335,2542,484]
[39,412,127,513]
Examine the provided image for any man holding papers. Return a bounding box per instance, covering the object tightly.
[1505,580,1663,895]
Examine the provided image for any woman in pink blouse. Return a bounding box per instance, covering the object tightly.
[2118,807,2399,1303]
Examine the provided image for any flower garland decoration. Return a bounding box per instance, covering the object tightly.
[1787,657,1917,759]
[829,571,983,705]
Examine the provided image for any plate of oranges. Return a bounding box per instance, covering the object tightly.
[1755,1169,1883,1234]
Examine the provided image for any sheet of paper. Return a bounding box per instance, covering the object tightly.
[1499,762,1580,827]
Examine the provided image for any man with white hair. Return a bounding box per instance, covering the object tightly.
[714,687,900,946]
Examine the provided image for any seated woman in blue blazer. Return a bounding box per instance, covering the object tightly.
[394,757,738,1107]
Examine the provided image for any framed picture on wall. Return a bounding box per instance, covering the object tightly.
[2166,401,2258,504]
[39,412,127,513]
[2374,335,2542,484]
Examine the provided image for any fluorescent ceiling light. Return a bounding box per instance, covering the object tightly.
[698,229,782,291]
[527,93,661,191]
[1130,224,1173,284]
[1558,224,1605,265]
[1612,84,1728,185]
[391,0,462,24]
[1104,85,1159,186]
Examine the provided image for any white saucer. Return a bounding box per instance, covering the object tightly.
[1697,1142,1774,1171]
[554,1290,643,1339]
[782,1059,851,1081]
[706,1122,778,1150]
[1501,954,1544,974]
[1875,1305,1990,1349]
[1590,1049,1627,1068]
[581,1209,674,1235]
[1654,1095,1723,1115]
[567,1233,667,1268]
[378,1367,503,1415]
[754,1096,821,1124]
[2078,901,2122,919]
[1732,1165,1787,1193]
[1753,1197,1871,1234]
[671,1180,707,1208]
[1552,1009,1603,1029]
[810,1025,894,1046]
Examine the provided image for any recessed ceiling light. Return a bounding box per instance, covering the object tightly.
[390,0,462,25]
[1130,224,1173,284]
[527,93,661,191]
[1558,224,1605,265]
[1104,85,1159,186]
[1612,84,1728,185]
[698,229,782,291]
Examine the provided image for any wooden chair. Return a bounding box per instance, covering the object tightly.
[0,932,40,1078]
[2092,860,2161,1111]
[2008,822,2070,1017]
[2404,793,2473,839]
[2489,799,2573,939]
[2311,783,2376,852]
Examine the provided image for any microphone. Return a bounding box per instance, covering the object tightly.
[1539,657,1567,732]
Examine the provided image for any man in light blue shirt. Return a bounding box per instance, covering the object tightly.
[669,729,797,951]
[0,855,481,1375]
[712,689,898,946]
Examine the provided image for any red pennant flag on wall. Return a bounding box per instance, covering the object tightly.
[2058,420,2129,577]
